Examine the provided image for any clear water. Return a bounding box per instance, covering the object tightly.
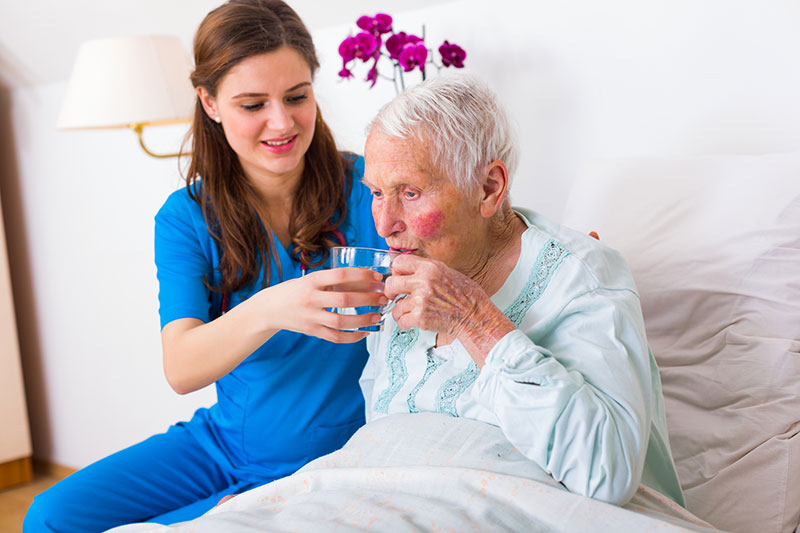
[336,265,391,333]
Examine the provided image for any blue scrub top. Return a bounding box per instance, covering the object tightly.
[154,156,385,484]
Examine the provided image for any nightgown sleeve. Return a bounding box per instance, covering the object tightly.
[470,286,653,505]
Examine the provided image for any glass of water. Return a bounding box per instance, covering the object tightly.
[330,246,398,332]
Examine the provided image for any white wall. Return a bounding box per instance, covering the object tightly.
[5,86,205,467]
[4,0,799,469]
[316,0,800,218]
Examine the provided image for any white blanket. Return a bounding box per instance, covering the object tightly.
[109,413,720,532]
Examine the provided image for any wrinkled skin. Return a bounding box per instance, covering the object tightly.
[385,254,516,366]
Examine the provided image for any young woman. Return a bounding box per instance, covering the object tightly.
[24,1,385,530]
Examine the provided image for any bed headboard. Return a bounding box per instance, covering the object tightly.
[561,153,800,533]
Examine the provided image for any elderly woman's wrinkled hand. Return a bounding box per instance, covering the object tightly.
[384,254,486,337]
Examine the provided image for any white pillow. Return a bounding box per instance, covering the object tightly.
[560,153,800,533]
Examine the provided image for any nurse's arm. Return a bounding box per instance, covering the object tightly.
[161,267,386,394]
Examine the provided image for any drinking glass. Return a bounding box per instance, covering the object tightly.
[330,246,398,332]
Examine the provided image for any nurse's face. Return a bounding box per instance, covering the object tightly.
[363,131,484,273]
[199,46,317,185]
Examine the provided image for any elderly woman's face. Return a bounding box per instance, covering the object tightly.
[363,131,483,271]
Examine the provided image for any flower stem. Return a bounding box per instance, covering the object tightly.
[421,24,427,81]
[396,63,405,94]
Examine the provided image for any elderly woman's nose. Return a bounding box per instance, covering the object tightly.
[374,202,405,236]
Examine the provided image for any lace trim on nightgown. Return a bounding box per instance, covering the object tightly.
[374,327,419,414]
[504,239,570,327]
[407,348,444,413]
[377,238,570,416]
[433,238,570,416]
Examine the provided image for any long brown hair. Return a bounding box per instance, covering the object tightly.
[186,0,350,294]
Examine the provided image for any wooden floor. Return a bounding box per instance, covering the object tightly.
[0,463,73,533]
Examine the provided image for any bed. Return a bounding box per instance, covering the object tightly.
[110,153,800,533]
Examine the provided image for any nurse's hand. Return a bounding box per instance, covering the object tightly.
[257,267,387,343]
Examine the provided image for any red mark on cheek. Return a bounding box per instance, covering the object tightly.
[410,210,444,239]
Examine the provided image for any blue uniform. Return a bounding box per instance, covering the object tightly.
[25,156,385,532]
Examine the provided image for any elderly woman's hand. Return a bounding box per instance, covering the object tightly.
[385,254,515,365]
[384,254,480,335]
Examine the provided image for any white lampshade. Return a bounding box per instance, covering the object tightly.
[57,35,195,130]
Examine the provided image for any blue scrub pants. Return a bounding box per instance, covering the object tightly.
[23,423,261,533]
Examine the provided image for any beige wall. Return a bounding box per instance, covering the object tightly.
[0,183,31,463]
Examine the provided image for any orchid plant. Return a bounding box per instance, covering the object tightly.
[337,13,466,94]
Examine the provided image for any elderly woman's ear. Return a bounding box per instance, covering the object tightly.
[479,160,511,219]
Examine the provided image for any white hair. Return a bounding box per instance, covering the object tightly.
[367,73,518,191]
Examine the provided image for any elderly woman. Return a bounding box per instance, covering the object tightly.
[359,73,685,507]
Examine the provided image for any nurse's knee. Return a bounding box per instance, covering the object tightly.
[24,491,53,532]
[23,484,72,533]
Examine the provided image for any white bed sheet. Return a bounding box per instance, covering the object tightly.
[109,413,720,533]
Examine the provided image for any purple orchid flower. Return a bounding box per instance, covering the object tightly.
[366,62,379,87]
[371,34,383,60]
[398,42,428,73]
[386,32,423,60]
[338,13,467,92]
[338,32,378,63]
[357,13,393,35]
[438,40,466,68]
[385,33,406,59]
[338,37,355,62]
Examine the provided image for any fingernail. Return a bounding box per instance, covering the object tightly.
[379,296,388,305]
[373,272,382,281]
[371,314,381,323]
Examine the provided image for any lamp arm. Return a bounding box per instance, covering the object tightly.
[131,123,183,158]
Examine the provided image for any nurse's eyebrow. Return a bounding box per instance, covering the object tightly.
[232,82,311,99]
